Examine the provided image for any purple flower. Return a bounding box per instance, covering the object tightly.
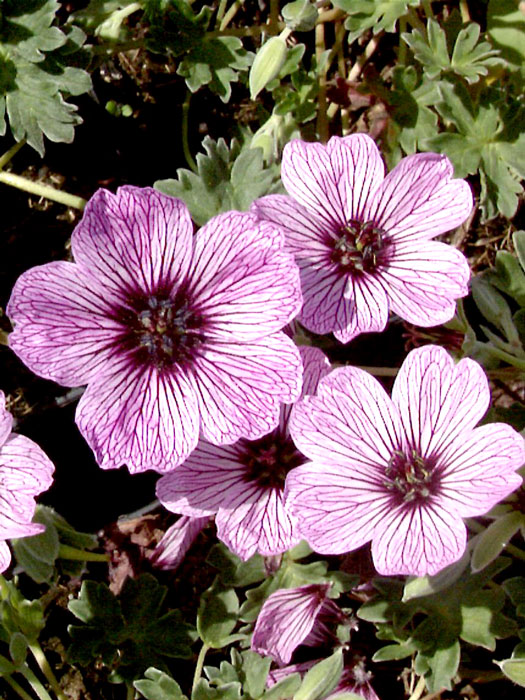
[156,346,330,559]
[0,392,54,572]
[7,187,303,473]
[286,345,525,576]
[148,516,210,571]
[252,134,473,342]
[251,583,339,665]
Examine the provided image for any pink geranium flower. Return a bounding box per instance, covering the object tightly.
[0,392,54,572]
[7,187,303,473]
[286,345,525,576]
[156,347,330,559]
[251,583,341,665]
[252,134,473,342]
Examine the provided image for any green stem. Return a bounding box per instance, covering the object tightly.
[406,7,426,33]
[420,0,434,19]
[192,643,210,695]
[315,18,328,142]
[18,664,54,700]
[408,675,426,700]
[4,674,35,700]
[0,171,86,210]
[219,0,245,31]
[0,139,25,169]
[126,683,135,700]
[57,544,109,562]
[182,94,198,174]
[89,38,145,55]
[215,0,229,27]
[459,0,470,23]
[398,16,407,64]
[28,641,68,700]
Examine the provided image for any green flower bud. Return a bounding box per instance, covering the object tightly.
[249,36,288,100]
[282,0,319,32]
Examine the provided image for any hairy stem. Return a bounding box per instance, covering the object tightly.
[348,32,383,81]
[459,0,471,23]
[192,643,210,695]
[28,642,68,700]
[0,171,86,210]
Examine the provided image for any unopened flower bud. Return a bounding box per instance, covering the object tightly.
[249,36,288,99]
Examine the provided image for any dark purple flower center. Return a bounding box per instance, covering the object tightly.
[331,220,385,273]
[239,432,307,489]
[384,450,439,505]
[117,291,205,371]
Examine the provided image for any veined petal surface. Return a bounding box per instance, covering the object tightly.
[71,187,193,298]
[76,356,199,472]
[366,152,473,242]
[8,261,121,386]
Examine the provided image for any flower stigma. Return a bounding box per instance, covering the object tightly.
[118,292,205,370]
[384,449,439,505]
[331,219,385,273]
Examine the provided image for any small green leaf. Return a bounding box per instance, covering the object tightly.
[134,667,187,700]
[9,632,28,667]
[514,231,525,272]
[192,678,242,700]
[497,643,525,687]
[372,641,416,662]
[197,579,239,648]
[332,0,421,43]
[238,650,272,699]
[487,0,525,70]
[282,0,318,32]
[403,549,470,601]
[471,512,525,572]
[293,650,343,700]
[263,673,301,700]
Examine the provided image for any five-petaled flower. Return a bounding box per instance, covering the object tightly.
[286,345,525,576]
[0,392,54,573]
[7,187,303,474]
[252,134,473,342]
[156,346,330,560]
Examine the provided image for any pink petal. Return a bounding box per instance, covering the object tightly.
[371,502,467,576]
[188,334,302,444]
[391,346,490,458]
[71,187,193,297]
[297,263,348,336]
[0,392,13,446]
[7,261,121,386]
[0,541,11,573]
[326,134,385,221]
[438,423,524,516]
[281,140,347,230]
[76,357,199,472]
[189,212,302,341]
[379,241,469,326]
[280,346,331,432]
[335,274,389,342]
[0,433,54,539]
[251,584,332,665]
[148,516,210,571]
[251,194,329,257]
[290,366,401,468]
[216,486,300,559]
[156,442,248,516]
[366,153,473,242]
[286,463,393,555]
